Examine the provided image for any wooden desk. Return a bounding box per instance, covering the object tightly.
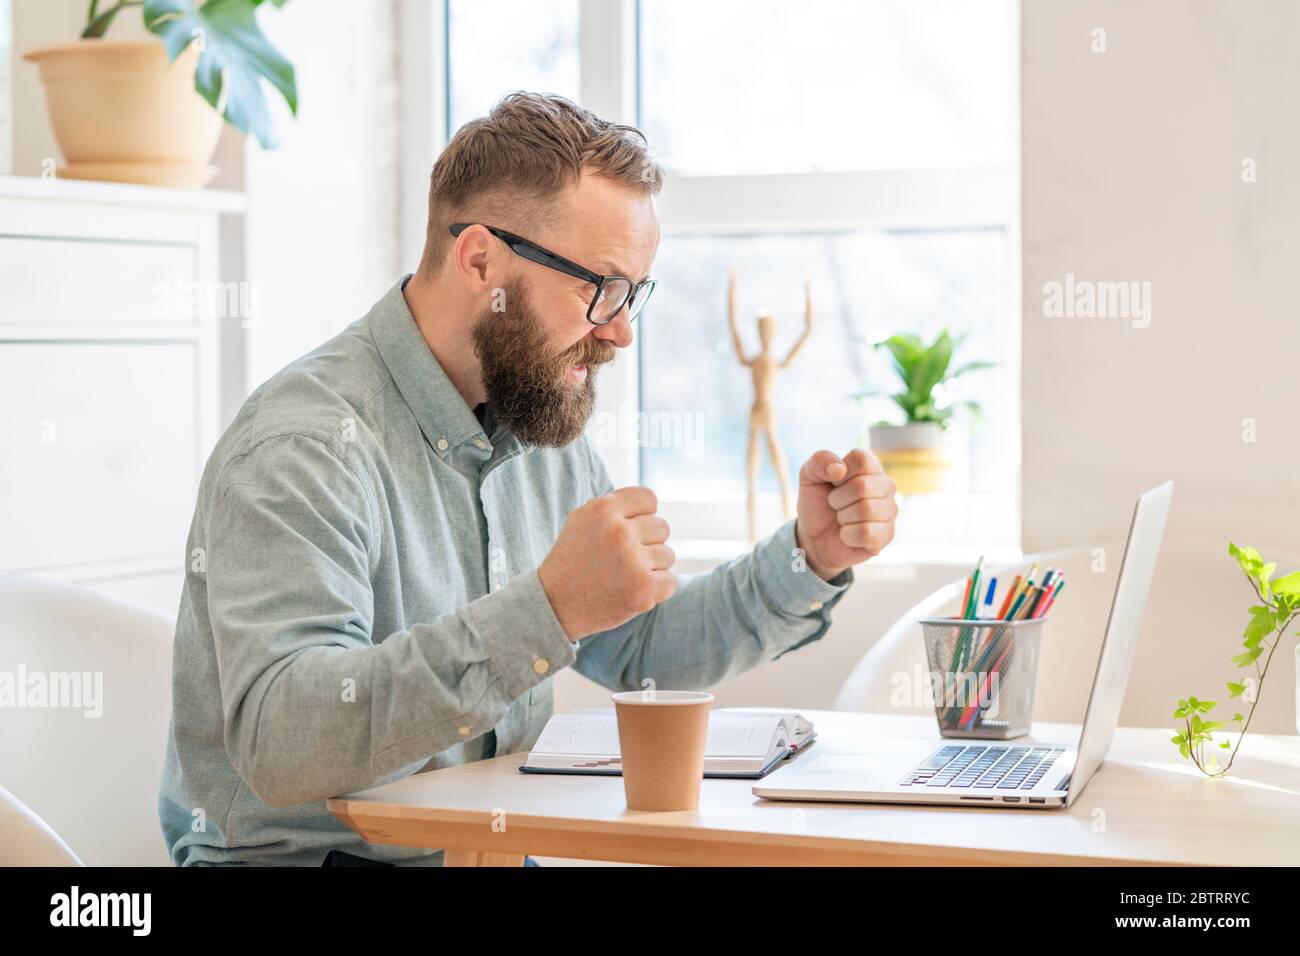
[327,710,1300,866]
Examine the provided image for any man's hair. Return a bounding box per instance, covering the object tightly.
[421,92,663,274]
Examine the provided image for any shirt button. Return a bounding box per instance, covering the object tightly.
[532,657,550,675]
[473,437,489,450]
[809,600,824,612]
[457,725,472,737]
[436,437,449,452]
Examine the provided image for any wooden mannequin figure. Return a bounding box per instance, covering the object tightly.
[727,269,814,543]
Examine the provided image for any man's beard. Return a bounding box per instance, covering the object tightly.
[471,276,616,448]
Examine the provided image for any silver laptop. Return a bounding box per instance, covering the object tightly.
[753,481,1173,810]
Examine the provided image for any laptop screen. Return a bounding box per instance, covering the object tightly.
[1065,481,1173,805]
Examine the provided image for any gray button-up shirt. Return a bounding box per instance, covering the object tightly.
[158,276,853,866]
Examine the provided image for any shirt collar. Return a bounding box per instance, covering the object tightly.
[368,274,498,453]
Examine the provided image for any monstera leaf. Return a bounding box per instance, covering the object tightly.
[83,0,296,148]
[143,0,296,149]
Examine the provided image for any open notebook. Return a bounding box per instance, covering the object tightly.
[519,708,816,779]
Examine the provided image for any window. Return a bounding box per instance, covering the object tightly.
[639,0,1012,174]
[638,0,1018,553]
[432,0,1019,556]
[640,228,1011,496]
[446,0,581,134]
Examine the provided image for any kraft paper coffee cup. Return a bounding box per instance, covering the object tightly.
[612,690,714,811]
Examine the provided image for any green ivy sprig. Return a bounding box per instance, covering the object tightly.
[1171,543,1299,776]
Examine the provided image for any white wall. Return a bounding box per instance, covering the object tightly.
[10,0,127,176]
[242,0,403,390]
[0,0,12,173]
[1021,1,1300,733]
[1022,0,1300,554]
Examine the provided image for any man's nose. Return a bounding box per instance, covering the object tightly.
[591,309,634,348]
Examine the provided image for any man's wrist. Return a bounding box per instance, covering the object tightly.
[808,557,846,583]
[537,561,584,640]
[804,543,846,582]
[793,518,846,582]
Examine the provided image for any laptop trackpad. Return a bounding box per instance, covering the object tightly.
[797,752,917,779]
[804,754,903,772]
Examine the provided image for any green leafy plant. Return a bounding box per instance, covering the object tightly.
[81,0,297,149]
[852,329,995,427]
[1171,544,1299,777]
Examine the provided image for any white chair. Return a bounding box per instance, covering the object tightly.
[0,574,175,865]
[0,783,82,866]
[835,537,1300,735]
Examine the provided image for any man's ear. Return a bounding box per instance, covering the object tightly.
[450,224,497,293]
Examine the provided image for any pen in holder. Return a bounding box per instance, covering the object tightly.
[918,617,1045,739]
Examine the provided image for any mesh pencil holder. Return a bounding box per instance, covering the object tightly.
[918,617,1045,739]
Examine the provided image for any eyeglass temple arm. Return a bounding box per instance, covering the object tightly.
[449,223,603,285]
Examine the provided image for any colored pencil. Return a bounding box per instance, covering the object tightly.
[1024,584,1049,618]
[1035,577,1066,617]
[955,557,984,671]
[996,575,1021,619]
[1005,583,1031,621]
[959,639,1012,730]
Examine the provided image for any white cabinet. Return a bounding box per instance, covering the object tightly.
[0,175,243,612]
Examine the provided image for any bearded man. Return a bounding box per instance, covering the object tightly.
[158,92,897,866]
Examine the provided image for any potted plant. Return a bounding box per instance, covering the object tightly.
[22,0,296,188]
[853,329,994,495]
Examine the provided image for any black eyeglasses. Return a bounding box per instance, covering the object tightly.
[449,222,657,325]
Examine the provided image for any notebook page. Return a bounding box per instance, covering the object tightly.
[715,710,813,743]
[532,713,781,758]
[705,716,781,757]
[532,714,621,756]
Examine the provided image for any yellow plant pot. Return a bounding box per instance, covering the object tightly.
[868,423,958,495]
[23,39,222,187]
[873,446,955,495]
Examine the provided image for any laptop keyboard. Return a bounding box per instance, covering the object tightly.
[898,745,1066,790]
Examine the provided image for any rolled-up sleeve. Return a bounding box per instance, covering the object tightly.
[206,434,574,808]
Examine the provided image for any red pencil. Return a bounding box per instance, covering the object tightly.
[1035,577,1066,618]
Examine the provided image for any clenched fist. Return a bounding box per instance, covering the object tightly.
[538,486,678,640]
[795,448,898,581]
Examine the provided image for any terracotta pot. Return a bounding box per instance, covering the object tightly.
[868,422,956,495]
[23,39,221,187]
